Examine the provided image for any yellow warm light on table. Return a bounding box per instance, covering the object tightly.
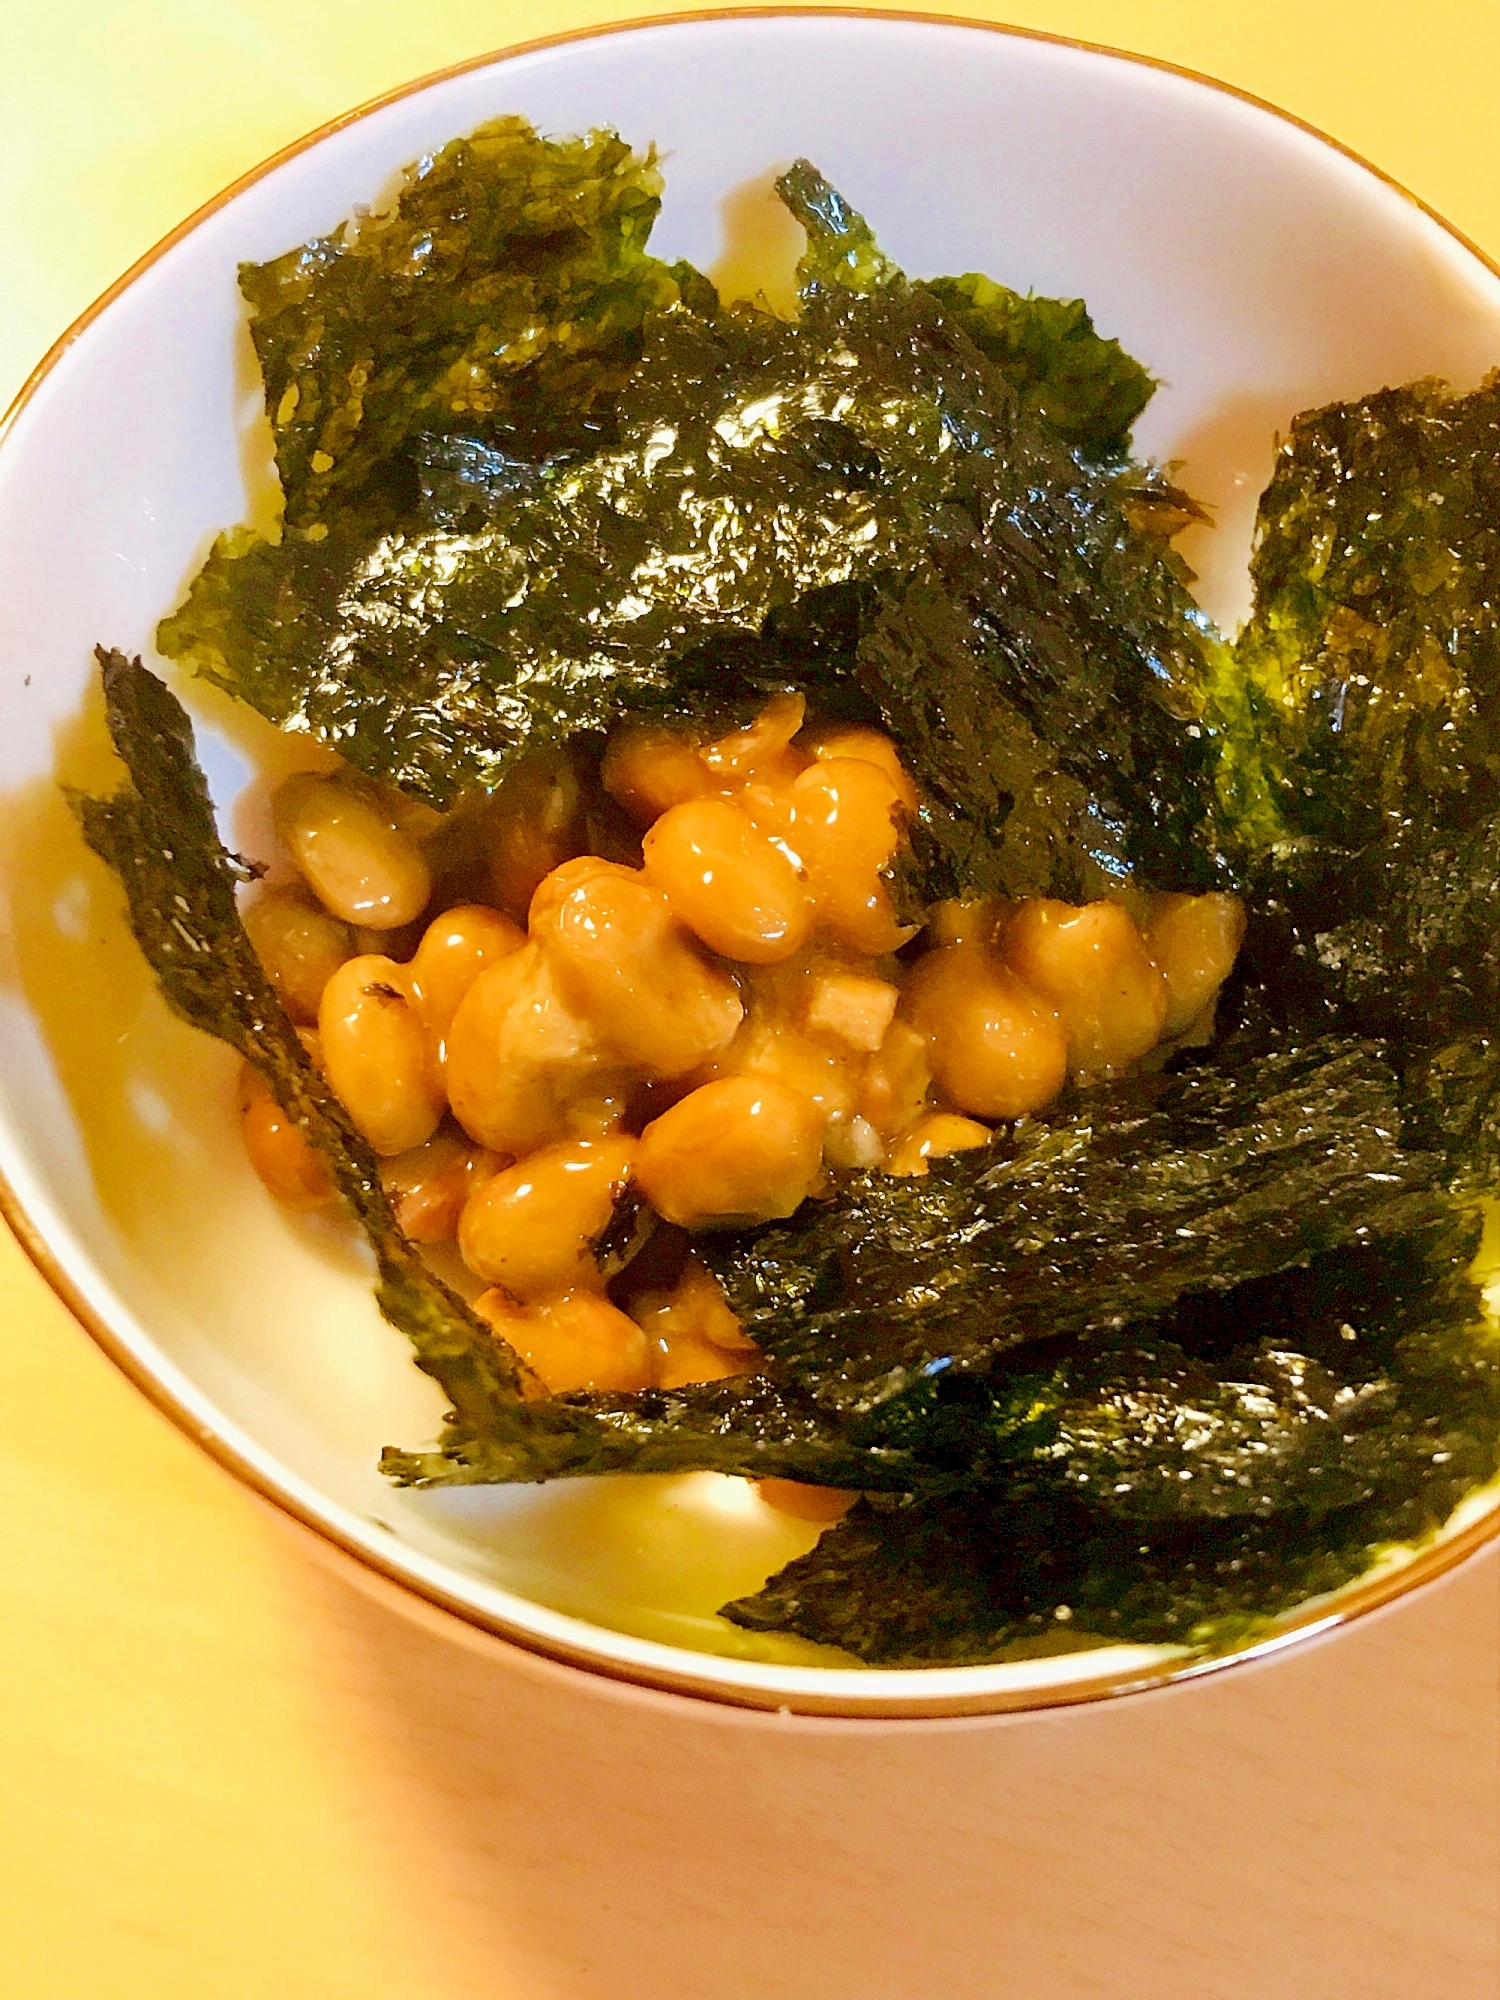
[3,7,1498,1996]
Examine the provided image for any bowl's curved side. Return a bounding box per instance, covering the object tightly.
[2,9,1500,1719]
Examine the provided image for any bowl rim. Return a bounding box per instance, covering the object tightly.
[5,5,1500,1720]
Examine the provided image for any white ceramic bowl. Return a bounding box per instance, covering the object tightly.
[4,11,1500,1719]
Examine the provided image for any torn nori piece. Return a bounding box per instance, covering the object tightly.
[722,1487,1398,1664]
[156,293,945,807]
[1212,376,1500,1169]
[243,118,693,534]
[70,650,531,1423]
[723,1224,1500,1663]
[381,1374,925,1492]
[161,257,1218,900]
[705,1032,1448,1415]
[1215,374,1500,864]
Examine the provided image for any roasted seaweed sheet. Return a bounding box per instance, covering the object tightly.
[1218,376,1500,861]
[706,1032,1448,1416]
[1215,375,1500,1181]
[72,650,530,1420]
[244,118,692,534]
[71,655,930,1492]
[158,129,1217,905]
[725,1223,1500,1661]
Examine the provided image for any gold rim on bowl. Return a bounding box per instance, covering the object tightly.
[3,7,1497,1720]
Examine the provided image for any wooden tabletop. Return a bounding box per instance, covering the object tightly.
[3,6,1498,1994]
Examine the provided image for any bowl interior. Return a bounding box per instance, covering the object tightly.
[3,13,1500,1714]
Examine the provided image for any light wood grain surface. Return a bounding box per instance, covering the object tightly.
[4,6,1499,1995]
